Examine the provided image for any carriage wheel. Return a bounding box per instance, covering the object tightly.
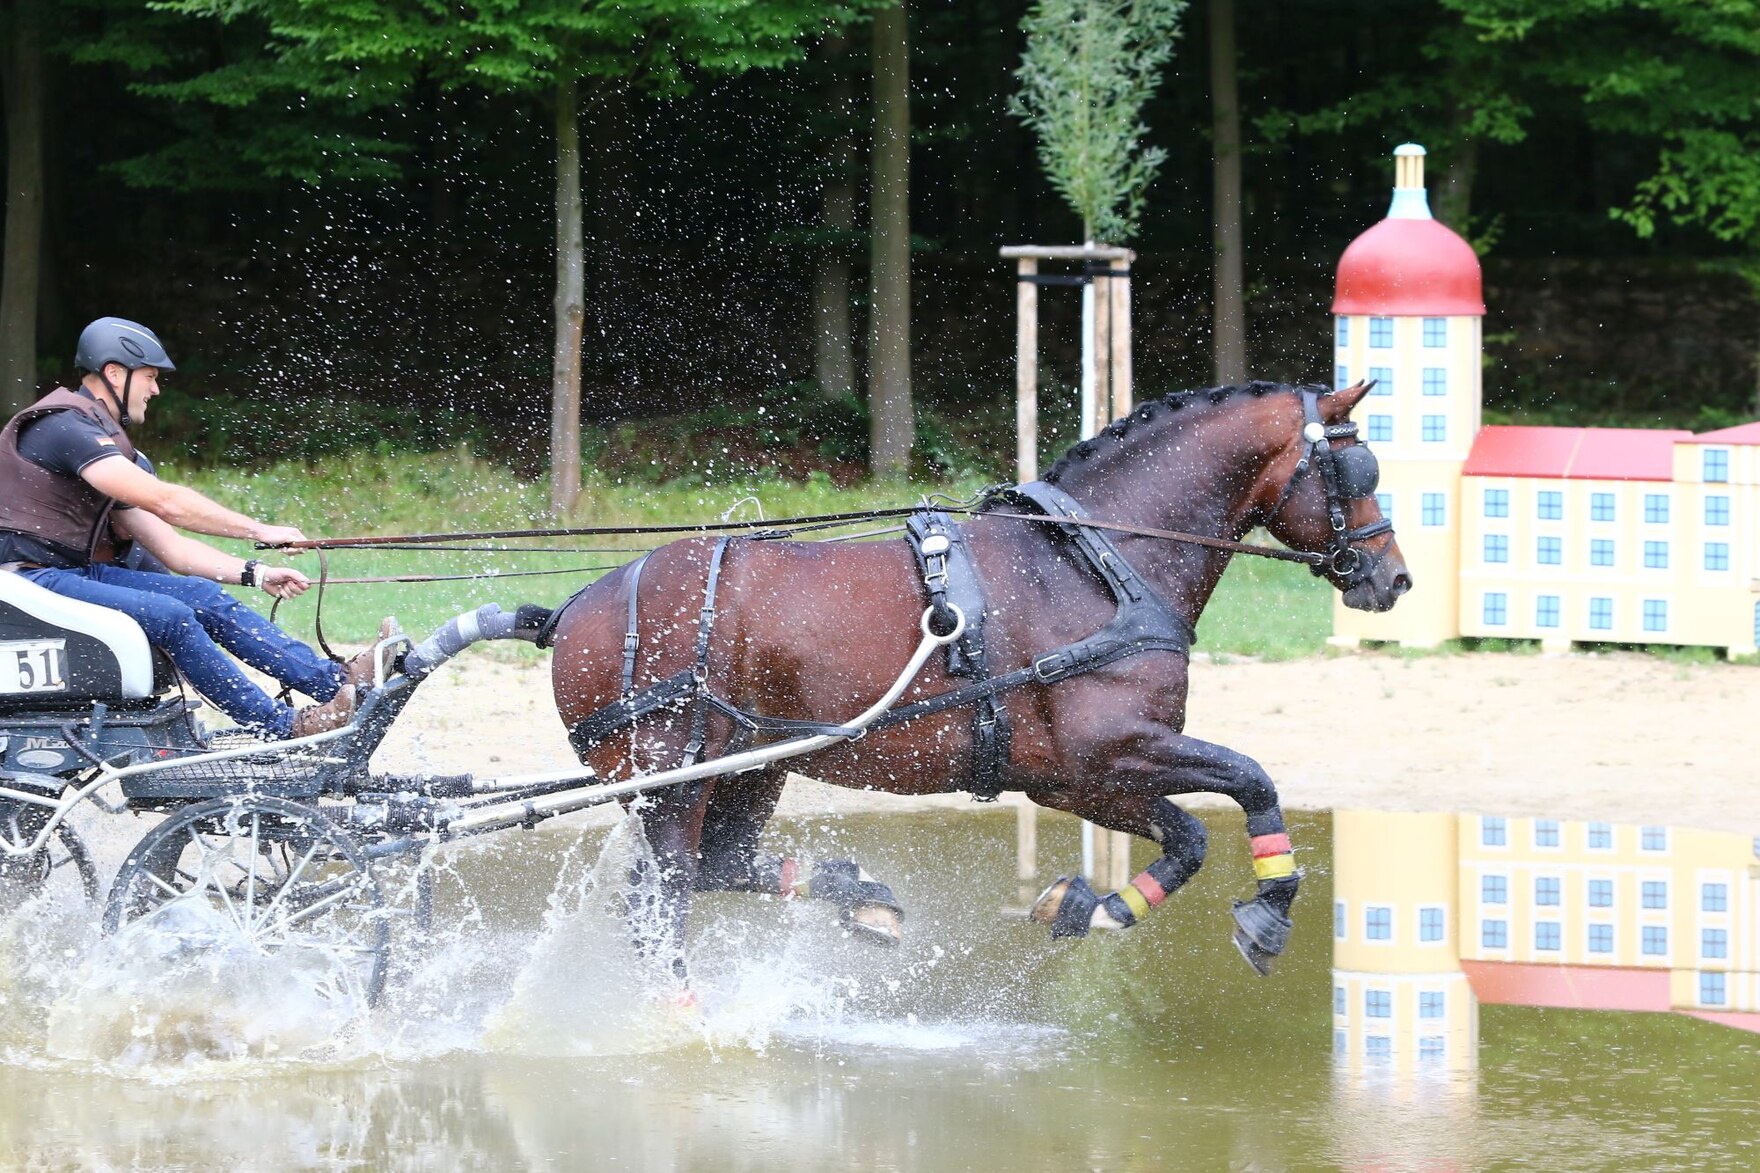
[103,795,389,1006]
[0,801,101,914]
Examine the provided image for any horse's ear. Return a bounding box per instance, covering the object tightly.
[1321,380,1375,419]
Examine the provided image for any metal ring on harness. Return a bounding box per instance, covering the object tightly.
[1328,546,1362,578]
[921,603,966,644]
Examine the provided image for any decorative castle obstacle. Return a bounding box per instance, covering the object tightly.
[1001,244,1136,893]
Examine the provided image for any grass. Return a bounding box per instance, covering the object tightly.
[177,450,1341,658]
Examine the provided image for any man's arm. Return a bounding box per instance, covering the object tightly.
[82,456,308,547]
[111,508,313,600]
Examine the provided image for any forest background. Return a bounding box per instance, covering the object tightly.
[3,0,1759,496]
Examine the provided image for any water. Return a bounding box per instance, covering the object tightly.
[2,808,1757,1170]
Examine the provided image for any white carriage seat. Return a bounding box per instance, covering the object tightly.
[0,571,157,700]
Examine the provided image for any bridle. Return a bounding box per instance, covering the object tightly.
[1267,388,1394,587]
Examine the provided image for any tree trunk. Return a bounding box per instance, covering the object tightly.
[867,1,914,477]
[550,77,585,517]
[1,12,45,414]
[812,36,855,402]
[1434,134,1478,231]
[1209,0,1247,386]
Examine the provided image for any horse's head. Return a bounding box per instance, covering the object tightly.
[1258,382,1411,612]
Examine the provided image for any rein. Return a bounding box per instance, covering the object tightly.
[962,510,1325,568]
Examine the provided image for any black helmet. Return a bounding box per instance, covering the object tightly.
[75,317,176,374]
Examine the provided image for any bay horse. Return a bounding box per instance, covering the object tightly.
[547,381,1408,978]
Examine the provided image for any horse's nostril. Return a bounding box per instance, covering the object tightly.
[1391,572,1412,595]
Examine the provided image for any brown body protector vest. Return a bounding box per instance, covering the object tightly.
[0,387,138,568]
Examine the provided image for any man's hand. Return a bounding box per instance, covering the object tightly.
[254,524,311,549]
[258,566,311,600]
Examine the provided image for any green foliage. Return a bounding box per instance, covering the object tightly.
[1008,0,1186,243]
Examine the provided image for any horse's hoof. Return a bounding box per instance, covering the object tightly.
[1029,877,1072,925]
[845,902,903,947]
[1031,875,1098,939]
[1231,898,1292,977]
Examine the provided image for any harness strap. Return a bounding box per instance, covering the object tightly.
[682,537,732,767]
[621,553,650,697]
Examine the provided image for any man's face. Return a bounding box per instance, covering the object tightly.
[100,363,161,423]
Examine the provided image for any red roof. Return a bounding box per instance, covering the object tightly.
[1463,426,1689,482]
[1682,420,1760,445]
[1333,217,1485,316]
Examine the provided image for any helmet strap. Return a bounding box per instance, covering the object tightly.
[96,366,134,429]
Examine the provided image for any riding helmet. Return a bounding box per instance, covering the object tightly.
[74,317,176,374]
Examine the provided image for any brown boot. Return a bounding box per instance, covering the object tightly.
[342,616,400,689]
[290,684,356,738]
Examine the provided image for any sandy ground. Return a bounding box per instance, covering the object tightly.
[369,647,1759,836]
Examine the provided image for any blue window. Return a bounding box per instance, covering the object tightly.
[1422,493,1446,527]
[1482,875,1508,903]
[1705,495,1730,526]
[1419,991,1445,1019]
[1483,592,1507,626]
[1704,449,1729,483]
[1335,900,1347,938]
[1336,317,1349,347]
[1535,821,1560,848]
[1642,926,1668,956]
[1644,494,1670,524]
[1367,415,1393,442]
[1334,1029,1348,1055]
[1538,491,1563,520]
[1483,919,1508,949]
[1366,1035,1392,1059]
[1375,492,1393,521]
[1335,365,1349,390]
[1643,599,1667,633]
[1535,921,1562,951]
[1484,534,1508,563]
[1537,536,1562,565]
[1422,318,1446,347]
[1589,597,1614,630]
[1588,924,1613,953]
[1642,881,1668,910]
[1366,906,1392,940]
[1591,492,1615,522]
[1484,488,1509,518]
[1482,817,1506,847]
[1366,989,1392,1018]
[1422,415,1447,442]
[1420,907,1444,942]
[1705,543,1729,571]
[1588,823,1613,850]
[1703,929,1729,960]
[1589,879,1614,907]
[1643,541,1668,569]
[1641,826,1667,852]
[1335,985,1347,1015]
[1590,539,1614,567]
[1419,1036,1446,1061]
[1369,366,1394,395]
[1701,972,1727,1006]
[1536,595,1560,628]
[1536,876,1561,904]
[1370,317,1393,348]
[1703,883,1728,913]
[1422,368,1447,396]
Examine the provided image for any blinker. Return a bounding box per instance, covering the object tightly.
[1333,444,1380,499]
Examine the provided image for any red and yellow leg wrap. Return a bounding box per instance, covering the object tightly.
[779,857,806,899]
[1123,871,1168,922]
[1117,882,1153,923]
[1250,833,1296,881]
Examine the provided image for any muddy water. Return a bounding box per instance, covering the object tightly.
[3,809,1758,1170]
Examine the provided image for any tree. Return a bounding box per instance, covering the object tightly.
[0,0,48,413]
[1208,0,1245,384]
[155,0,865,513]
[811,34,858,403]
[868,1,913,476]
[1008,0,1187,245]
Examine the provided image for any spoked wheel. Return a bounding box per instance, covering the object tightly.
[0,800,101,914]
[103,795,390,1006]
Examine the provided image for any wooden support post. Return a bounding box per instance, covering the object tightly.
[1015,258,1039,483]
[1109,258,1132,421]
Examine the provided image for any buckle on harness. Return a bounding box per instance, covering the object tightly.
[1033,651,1074,683]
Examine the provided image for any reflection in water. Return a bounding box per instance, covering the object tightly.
[0,808,1757,1168]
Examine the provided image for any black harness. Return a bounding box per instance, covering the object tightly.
[1269,389,1391,586]
[563,482,1194,802]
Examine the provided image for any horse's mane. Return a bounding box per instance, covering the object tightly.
[1041,379,1305,485]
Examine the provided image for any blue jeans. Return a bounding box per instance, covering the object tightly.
[20,564,344,737]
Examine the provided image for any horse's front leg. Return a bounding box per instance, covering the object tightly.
[1028,734,1300,975]
[629,780,711,987]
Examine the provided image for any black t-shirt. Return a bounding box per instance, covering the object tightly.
[0,399,155,566]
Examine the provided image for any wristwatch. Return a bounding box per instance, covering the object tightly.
[241,559,262,588]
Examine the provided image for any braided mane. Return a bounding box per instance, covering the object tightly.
[1041,380,1307,485]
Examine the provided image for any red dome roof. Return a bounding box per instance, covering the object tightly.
[1333,216,1485,316]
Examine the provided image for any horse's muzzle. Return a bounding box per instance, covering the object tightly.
[1343,560,1412,613]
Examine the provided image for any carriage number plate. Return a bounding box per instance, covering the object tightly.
[0,639,68,695]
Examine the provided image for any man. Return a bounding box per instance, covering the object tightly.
[0,317,391,738]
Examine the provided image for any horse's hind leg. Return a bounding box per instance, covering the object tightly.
[1026,791,1208,940]
[692,768,906,946]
